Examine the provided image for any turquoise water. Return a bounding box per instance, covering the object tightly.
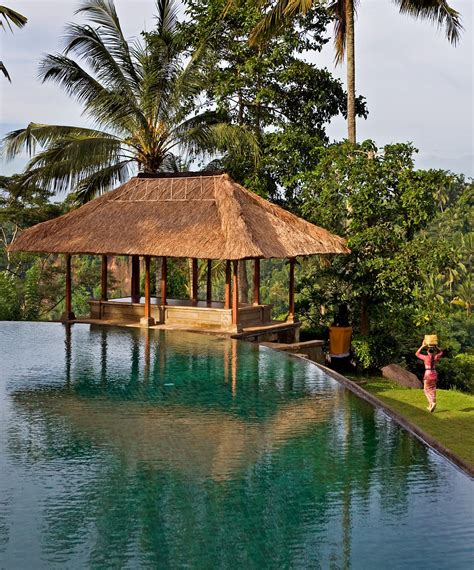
[0,322,472,569]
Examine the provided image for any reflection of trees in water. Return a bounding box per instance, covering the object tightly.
[0,496,10,551]
[6,325,442,567]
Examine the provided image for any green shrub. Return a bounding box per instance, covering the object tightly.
[352,332,398,371]
[0,271,22,320]
[23,264,41,320]
[437,353,474,393]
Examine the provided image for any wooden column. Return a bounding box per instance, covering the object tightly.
[232,260,239,327]
[206,259,212,305]
[191,258,198,305]
[224,261,231,309]
[131,255,140,303]
[140,255,155,327]
[61,254,75,322]
[160,257,167,305]
[288,257,296,323]
[101,254,108,301]
[253,259,260,305]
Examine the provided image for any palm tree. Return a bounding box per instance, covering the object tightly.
[2,0,257,203]
[0,5,28,81]
[242,0,462,143]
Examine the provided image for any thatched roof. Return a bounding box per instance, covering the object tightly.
[9,172,348,259]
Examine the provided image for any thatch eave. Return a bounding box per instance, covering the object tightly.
[7,173,350,259]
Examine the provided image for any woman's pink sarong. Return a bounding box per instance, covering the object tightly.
[423,370,437,404]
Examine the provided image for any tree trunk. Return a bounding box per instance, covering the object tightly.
[360,294,370,336]
[238,261,249,303]
[346,0,356,143]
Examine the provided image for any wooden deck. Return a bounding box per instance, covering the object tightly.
[89,297,274,333]
[69,297,301,342]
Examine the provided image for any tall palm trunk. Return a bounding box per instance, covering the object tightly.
[346,0,356,143]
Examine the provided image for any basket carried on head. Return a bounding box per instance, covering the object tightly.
[424,334,438,347]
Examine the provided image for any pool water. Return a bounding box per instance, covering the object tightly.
[0,322,472,569]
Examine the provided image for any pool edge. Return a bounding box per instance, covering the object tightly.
[280,351,474,480]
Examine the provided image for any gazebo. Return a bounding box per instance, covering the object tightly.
[9,172,348,338]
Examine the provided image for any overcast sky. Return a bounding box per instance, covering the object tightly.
[1,0,472,178]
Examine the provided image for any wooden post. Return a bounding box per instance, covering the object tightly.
[160,257,167,306]
[253,259,260,305]
[288,257,296,323]
[232,260,239,327]
[206,259,212,305]
[101,254,108,301]
[131,255,140,303]
[224,261,231,309]
[192,258,198,305]
[61,254,75,322]
[140,255,155,327]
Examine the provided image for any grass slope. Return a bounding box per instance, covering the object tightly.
[357,378,474,469]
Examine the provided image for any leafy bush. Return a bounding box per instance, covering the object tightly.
[437,353,474,393]
[352,332,398,371]
[0,271,21,320]
[23,264,41,320]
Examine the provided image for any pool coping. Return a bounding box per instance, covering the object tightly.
[282,352,474,480]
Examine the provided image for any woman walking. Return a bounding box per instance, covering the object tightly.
[416,343,443,412]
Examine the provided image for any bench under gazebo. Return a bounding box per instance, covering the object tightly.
[8,172,348,338]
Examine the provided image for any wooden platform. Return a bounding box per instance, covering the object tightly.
[89,297,274,333]
[80,297,300,340]
[54,296,299,342]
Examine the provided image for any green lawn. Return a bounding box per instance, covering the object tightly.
[355,378,474,469]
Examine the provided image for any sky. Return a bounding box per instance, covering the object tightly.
[0,0,472,178]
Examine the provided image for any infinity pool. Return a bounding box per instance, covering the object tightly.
[0,322,472,568]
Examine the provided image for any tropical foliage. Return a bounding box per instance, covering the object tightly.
[2,0,257,202]
[0,5,28,81]
[181,0,366,200]
[240,0,463,142]
[297,140,473,387]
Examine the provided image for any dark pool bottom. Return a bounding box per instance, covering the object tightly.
[0,322,472,569]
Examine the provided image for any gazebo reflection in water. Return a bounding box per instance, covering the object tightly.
[40,323,337,482]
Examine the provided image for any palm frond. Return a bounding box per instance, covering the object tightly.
[4,128,126,197]
[19,151,124,197]
[75,0,141,89]
[249,0,319,46]
[64,23,139,102]
[25,133,125,173]
[74,160,133,203]
[167,41,213,123]
[0,60,10,81]
[249,0,293,46]
[331,0,346,64]
[39,54,145,132]
[176,120,260,165]
[284,0,315,17]
[155,0,180,39]
[329,0,361,64]
[393,0,463,44]
[0,5,27,31]
[158,152,191,173]
[1,123,120,160]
